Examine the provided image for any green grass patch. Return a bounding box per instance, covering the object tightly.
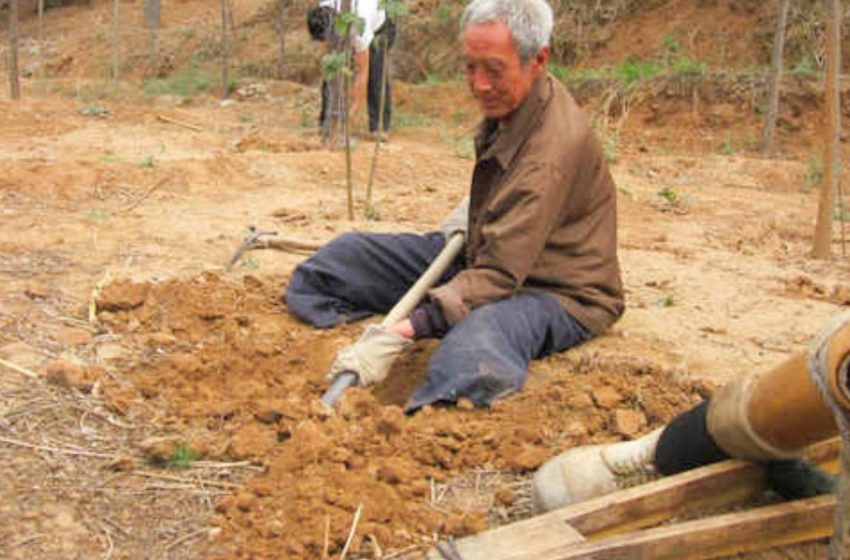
[143,66,216,98]
[168,444,200,469]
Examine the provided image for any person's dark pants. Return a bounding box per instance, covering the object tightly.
[367,21,395,132]
[319,21,396,133]
[285,232,592,411]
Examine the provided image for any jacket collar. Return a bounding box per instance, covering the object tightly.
[475,73,552,169]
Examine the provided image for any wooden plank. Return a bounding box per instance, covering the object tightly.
[535,495,835,560]
[429,440,840,560]
[426,515,585,560]
[429,460,765,560]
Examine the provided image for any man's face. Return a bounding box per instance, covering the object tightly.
[462,21,549,120]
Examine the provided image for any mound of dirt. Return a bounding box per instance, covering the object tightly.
[94,273,707,558]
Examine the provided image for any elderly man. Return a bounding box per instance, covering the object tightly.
[288,0,623,411]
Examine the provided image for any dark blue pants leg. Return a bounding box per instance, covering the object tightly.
[407,291,591,411]
[285,231,462,328]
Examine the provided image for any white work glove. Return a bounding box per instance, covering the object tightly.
[439,195,469,241]
[328,325,413,386]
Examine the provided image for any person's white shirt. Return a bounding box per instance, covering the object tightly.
[318,0,386,52]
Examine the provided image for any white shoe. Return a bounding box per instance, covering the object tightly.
[531,428,663,513]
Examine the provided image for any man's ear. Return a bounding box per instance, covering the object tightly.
[535,46,551,70]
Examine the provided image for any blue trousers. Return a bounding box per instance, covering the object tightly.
[285,232,591,410]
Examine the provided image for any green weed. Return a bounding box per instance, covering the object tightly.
[241,257,260,270]
[834,207,850,223]
[658,187,679,205]
[143,66,215,97]
[168,444,200,469]
[802,158,823,192]
[139,155,156,168]
[671,57,707,77]
[80,105,109,117]
[396,112,432,127]
[720,134,736,155]
[792,55,817,79]
[86,210,109,222]
[616,59,659,84]
[655,294,675,308]
[549,64,570,82]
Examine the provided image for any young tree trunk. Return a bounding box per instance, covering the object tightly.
[220,0,230,99]
[111,0,120,85]
[342,0,354,221]
[366,34,390,219]
[276,0,285,80]
[144,0,161,76]
[37,0,45,91]
[760,0,790,154]
[8,0,20,100]
[226,0,236,30]
[812,0,842,260]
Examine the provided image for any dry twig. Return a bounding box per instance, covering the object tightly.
[339,503,363,560]
[156,113,204,132]
[0,357,39,379]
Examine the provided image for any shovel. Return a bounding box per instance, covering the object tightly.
[321,232,466,405]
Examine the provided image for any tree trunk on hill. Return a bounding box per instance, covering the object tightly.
[276,0,285,79]
[144,0,161,76]
[111,0,120,84]
[760,0,790,154]
[37,0,45,91]
[220,0,230,99]
[812,0,842,260]
[8,0,20,100]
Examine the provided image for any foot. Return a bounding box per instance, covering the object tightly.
[531,428,663,513]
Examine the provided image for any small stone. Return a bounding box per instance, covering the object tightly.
[139,436,181,463]
[564,420,588,437]
[96,342,129,364]
[24,282,51,299]
[591,386,623,409]
[457,398,475,411]
[96,281,149,312]
[506,445,549,472]
[613,408,648,438]
[54,327,93,346]
[565,391,594,410]
[494,487,515,507]
[43,359,94,392]
[106,456,136,472]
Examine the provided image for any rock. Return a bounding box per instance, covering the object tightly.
[494,487,515,507]
[565,390,594,410]
[139,436,181,463]
[146,332,178,348]
[54,327,93,346]
[564,420,589,437]
[106,455,136,472]
[96,342,129,364]
[96,281,149,312]
[613,408,648,438]
[24,281,50,299]
[442,512,488,536]
[43,359,94,392]
[591,386,623,409]
[505,445,549,472]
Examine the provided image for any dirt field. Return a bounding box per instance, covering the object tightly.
[2,1,850,559]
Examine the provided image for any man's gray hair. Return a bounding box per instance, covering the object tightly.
[461,0,554,63]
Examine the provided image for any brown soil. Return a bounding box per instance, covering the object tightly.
[1,1,850,560]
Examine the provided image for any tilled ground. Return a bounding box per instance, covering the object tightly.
[89,274,707,558]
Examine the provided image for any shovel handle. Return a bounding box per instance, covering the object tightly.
[320,232,465,405]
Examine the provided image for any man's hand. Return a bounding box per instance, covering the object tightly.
[328,324,412,386]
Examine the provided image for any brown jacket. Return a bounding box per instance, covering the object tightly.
[429,73,624,335]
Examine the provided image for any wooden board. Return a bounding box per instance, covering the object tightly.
[535,495,834,560]
[428,437,840,560]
